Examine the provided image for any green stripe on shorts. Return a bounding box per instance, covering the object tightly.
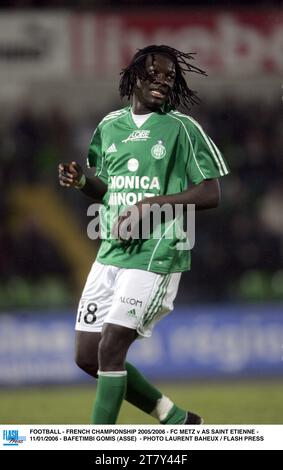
[143,274,171,328]
[142,275,168,327]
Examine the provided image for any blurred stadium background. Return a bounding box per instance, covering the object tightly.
[0,0,283,424]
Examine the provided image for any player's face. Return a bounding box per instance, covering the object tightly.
[134,54,176,112]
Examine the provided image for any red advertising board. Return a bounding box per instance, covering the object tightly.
[69,11,283,76]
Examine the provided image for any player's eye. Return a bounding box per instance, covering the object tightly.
[147,70,157,81]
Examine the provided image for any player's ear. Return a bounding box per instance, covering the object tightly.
[136,78,142,89]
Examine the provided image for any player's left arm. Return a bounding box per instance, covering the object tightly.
[115,179,220,241]
[138,178,220,211]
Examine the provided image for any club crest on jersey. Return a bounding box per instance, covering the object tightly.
[151,140,166,159]
[122,130,150,143]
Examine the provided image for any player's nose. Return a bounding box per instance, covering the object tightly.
[155,72,166,84]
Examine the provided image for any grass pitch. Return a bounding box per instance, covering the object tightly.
[0,379,282,424]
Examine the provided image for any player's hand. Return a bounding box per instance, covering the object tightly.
[58,161,83,188]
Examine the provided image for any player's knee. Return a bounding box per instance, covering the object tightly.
[98,350,124,371]
[98,324,136,370]
[75,351,98,378]
[98,335,124,370]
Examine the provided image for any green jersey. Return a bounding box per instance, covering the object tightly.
[87,106,229,273]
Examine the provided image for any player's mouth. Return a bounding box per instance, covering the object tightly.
[150,88,167,100]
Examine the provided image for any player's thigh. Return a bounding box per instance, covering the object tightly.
[75,261,116,333]
[105,269,181,337]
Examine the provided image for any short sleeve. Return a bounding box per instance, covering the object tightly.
[182,119,229,185]
[87,126,108,185]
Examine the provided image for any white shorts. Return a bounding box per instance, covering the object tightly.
[75,261,181,337]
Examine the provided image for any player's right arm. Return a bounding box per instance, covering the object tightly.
[58,119,109,202]
[58,161,107,202]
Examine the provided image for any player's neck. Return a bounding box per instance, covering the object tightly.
[132,96,158,115]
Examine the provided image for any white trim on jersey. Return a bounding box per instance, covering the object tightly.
[208,136,228,175]
[102,109,130,130]
[95,110,130,179]
[167,113,207,179]
[102,109,129,121]
[147,218,177,271]
[172,111,229,176]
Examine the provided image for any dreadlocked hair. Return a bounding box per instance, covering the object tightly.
[119,44,207,110]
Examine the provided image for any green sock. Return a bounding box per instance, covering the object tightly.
[125,363,186,423]
[160,404,186,424]
[125,362,162,414]
[91,371,127,424]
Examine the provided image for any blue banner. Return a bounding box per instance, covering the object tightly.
[0,304,282,385]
